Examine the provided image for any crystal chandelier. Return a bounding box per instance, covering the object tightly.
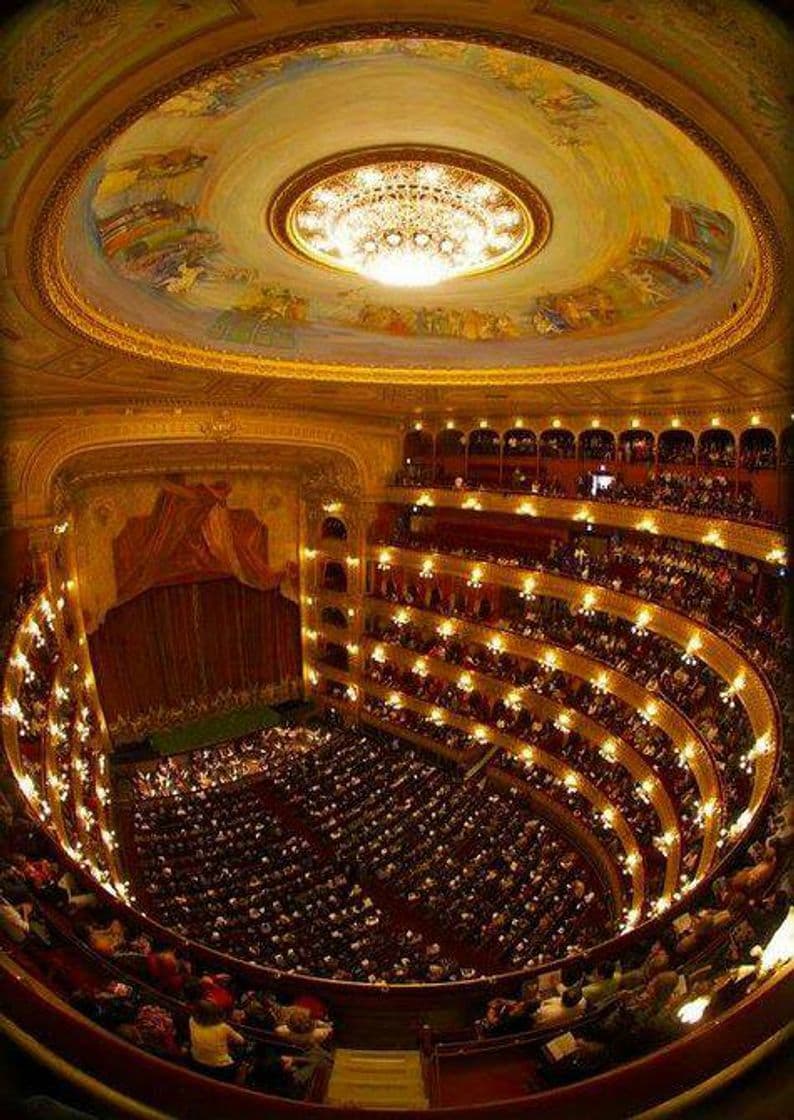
[279,154,537,288]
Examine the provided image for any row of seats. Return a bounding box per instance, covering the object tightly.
[363,657,667,898]
[393,468,781,525]
[377,527,784,659]
[129,725,608,980]
[360,695,632,899]
[365,612,703,832]
[0,791,333,1101]
[367,582,755,822]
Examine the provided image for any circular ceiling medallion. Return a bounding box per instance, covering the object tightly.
[269,147,551,287]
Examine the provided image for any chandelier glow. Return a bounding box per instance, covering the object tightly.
[279,153,539,288]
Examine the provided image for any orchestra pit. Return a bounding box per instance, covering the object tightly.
[0,1,792,1117]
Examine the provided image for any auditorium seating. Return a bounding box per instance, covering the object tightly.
[126,726,609,981]
[0,427,789,1119]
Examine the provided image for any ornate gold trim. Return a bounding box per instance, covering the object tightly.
[361,709,626,918]
[378,486,787,565]
[358,600,719,800]
[371,543,780,810]
[31,22,784,385]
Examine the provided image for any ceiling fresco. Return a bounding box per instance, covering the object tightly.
[0,0,789,428]
[547,0,793,166]
[49,35,766,381]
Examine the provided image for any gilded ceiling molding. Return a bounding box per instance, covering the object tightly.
[30,22,784,388]
[401,413,793,438]
[14,412,392,520]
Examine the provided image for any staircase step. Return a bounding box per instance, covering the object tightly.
[326,1048,429,1109]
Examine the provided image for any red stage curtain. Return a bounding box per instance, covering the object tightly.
[114,480,281,604]
[89,578,301,725]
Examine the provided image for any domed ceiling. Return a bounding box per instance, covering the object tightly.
[41,34,773,386]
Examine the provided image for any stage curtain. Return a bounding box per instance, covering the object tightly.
[89,577,301,725]
[115,480,281,604]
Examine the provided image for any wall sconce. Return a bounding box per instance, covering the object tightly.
[467,565,484,588]
[600,740,617,763]
[555,711,572,732]
[520,576,537,600]
[632,608,652,635]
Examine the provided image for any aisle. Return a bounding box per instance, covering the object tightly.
[253,778,501,974]
[325,1049,428,1110]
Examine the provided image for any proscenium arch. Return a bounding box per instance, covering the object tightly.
[14,413,383,521]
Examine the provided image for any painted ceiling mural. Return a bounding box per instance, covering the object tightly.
[52,35,763,376]
[0,0,239,224]
[547,0,793,157]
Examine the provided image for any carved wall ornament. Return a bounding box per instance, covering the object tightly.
[90,497,118,527]
[0,441,27,494]
[199,409,239,443]
[14,411,385,519]
[301,457,363,501]
[50,475,74,518]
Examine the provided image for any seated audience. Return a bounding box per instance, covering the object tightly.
[188,1000,245,1080]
